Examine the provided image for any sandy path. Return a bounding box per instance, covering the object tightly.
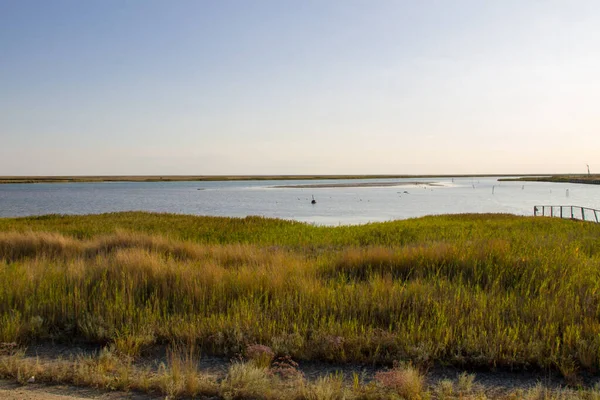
[0,388,93,400]
[272,181,437,188]
[0,380,156,400]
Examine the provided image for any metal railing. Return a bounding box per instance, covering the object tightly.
[534,205,600,223]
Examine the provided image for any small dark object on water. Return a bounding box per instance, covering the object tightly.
[311,195,316,204]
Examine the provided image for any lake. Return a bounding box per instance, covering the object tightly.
[1,177,599,225]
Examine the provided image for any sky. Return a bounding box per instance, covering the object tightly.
[1,0,599,176]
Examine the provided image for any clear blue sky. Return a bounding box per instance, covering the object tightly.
[1,0,599,175]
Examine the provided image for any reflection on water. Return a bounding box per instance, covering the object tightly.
[1,177,599,225]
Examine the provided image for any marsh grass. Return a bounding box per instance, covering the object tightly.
[1,212,600,380]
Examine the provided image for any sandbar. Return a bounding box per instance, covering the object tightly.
[272,181,439,189]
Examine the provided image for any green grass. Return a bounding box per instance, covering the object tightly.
[1,212,600,380]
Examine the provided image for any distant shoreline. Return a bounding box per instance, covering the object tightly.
[499,175,600,185]
[0,173,545,184]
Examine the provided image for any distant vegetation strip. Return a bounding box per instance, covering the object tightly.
[499,174,600,185]
[1,212,600,383]
[1,174,538,184]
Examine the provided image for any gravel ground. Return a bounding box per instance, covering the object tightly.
[0,380,159,400]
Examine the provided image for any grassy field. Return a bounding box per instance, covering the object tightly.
[500,175,600,185]
[1,212,600,388]
[0,174,534,184]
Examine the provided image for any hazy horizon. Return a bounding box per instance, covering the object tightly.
[0,172,592,178]
[2,1,599,176]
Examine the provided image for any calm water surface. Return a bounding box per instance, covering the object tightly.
[1,177,599,225]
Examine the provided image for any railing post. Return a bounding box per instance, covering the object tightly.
[536,205,599,223]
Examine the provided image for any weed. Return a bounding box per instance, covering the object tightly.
[374,363,424,399]
[245,344,275,368]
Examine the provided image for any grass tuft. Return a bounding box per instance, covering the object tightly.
[374,364,424,399]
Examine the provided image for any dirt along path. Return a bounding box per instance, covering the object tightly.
[0,380,158,400]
